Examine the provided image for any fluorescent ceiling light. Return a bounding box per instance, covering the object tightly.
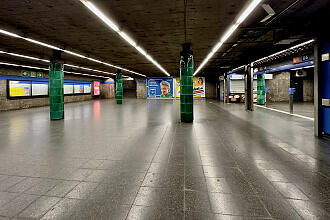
[0,50,115,76]
[80,0,169,76]
[64,64,115,75]
[25,38,60,50]
[0,62,108,78]
[64,70,107,78]
[251,39,315,66]
[80,0,119,32]
[230,65,246,73]
[260,4,275,23]
[291,65,314,71]
[0,29,21,38]
[0,28,145,77]
[194,0,262,76]
[0,50,49,62]
[0,62,48,71]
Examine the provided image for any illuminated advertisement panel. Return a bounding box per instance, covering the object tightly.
[9,81,31,97]
[94,81,100,96]
[84,84,91,94]
[32,81,48,96]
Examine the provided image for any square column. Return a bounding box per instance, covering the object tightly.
[244,65,254,111]
[49,50,64,120]
[116,70,123,104]
[257,74,266,105]
[180,43,194,122]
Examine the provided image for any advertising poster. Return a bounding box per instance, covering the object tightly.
[84,84,91,94]
[32,82,48,96]
[64,83,74,95]
[94,81,100,96]
[146,78,173,98]
[9,81,31,97]
[74,84,84,94]
[175,77,205,98]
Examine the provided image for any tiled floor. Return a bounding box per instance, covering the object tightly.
[265,102,314,118]
[0,98,329,219]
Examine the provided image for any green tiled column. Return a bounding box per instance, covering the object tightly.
[49,62,64,120]
[180,44,194,122]
[257,74,266,105]
[116,70,123,104]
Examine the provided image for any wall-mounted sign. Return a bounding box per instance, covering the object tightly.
[94,81,100,96]
[9,81,31,97]
[21,71,44,78]
[146,78,173,98]
[293,55,311,64]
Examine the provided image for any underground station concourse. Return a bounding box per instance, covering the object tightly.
[0,0,330,219]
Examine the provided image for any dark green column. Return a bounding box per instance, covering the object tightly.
[180,43,193,122]
[116,70,123,104]
[49,50,64,120]
[257,74,266,105]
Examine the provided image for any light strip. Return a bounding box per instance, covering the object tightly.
[291,65,314,71]
[0,29,145,77]
[251,39,315,66]
[230,65,246,73]
[80,0,170,76]
[194,0,262,76]
[0,62,109,78]
[0,50,115,76]
[0,50,49,62]
[0,62,48,71]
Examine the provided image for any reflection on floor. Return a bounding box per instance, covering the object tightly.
[0,99,329,219]
[265,102,314,118]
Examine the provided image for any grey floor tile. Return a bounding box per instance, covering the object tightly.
[6,177,41,193]
[17,196,61,219]
[69,201,130,220]
[0,176,26,191]
[24,179,60,195]
[45,180,80,197]
[142,173,184,189]
[287,199,330,219]
[65,182,99,199]
[0,175,9,182]
[93,184,139,205]
[0,194,39,217]
[209,193,270,217]
[0,192,19,207]
[80,159,104,169]
[260,197,303,220]
[184,211,247,220]
[126,205,183,220]
[135,187,184,209]
[184,191,212,212]
[185,176,208,192]
[41,198,81,220]
[272,182,309,200]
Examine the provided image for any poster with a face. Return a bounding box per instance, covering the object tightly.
[175,77,205,98]
[193,77,205,97]
[146,78,173,98]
